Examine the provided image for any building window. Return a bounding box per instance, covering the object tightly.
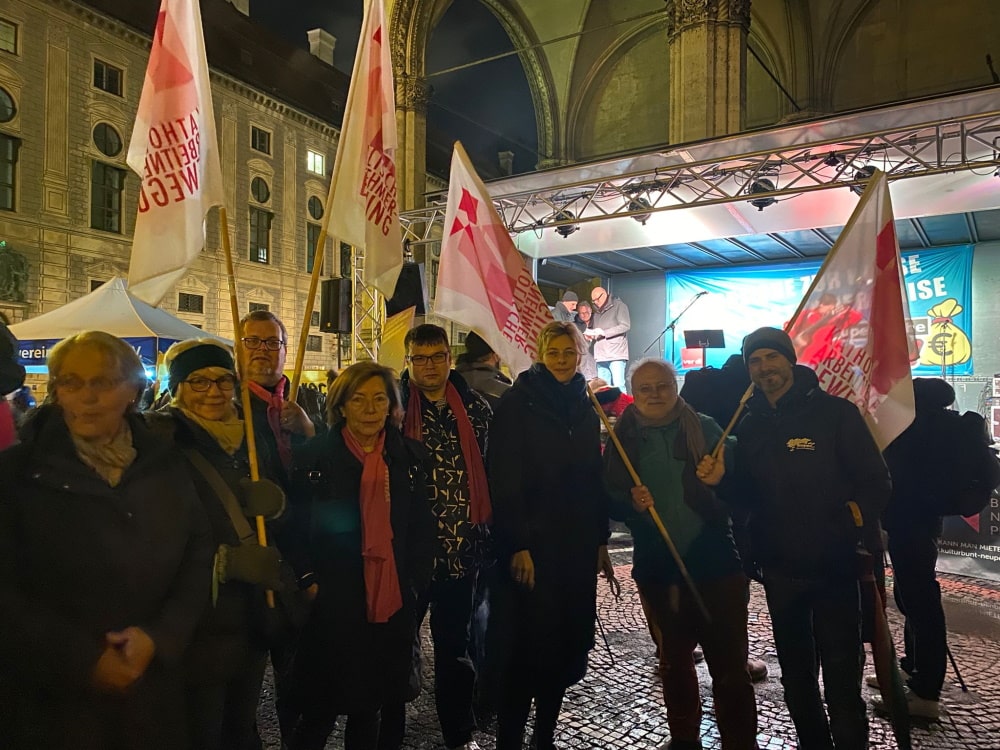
[93,59,123,96]
[307,222,322,273]
[250,176,270,204]
[0,133,19,211]
[306,334,323,352]
[93,123,123,157]
[0,87,15,123]
[90,161,126,233]
[248,302,269,313]
[90,279,107,292]
[250,126,271,155]
[249,207,272,263]
[0,19,17,55]
[311,311,320,327]
[307,150,325,175]
[178,292,204,313]
[307,195,323,220]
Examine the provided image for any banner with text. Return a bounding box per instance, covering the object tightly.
[665,244,973,376]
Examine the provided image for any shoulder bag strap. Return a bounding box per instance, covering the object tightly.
[182,448,256,544]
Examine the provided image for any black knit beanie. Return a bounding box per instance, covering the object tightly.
[168,343,235,395]
[742,327,797,367]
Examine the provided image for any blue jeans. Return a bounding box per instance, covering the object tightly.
[597,360,627,391]
[763,572,867,750]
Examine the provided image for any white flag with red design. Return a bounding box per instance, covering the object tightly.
[436,142,553,375]
[126,0,224,306]
[786,170,915,449]
[325,0,402,297]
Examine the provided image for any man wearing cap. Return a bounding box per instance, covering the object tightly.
[455,331,513,411]
[734,327,890,750]
[553,291,579,323]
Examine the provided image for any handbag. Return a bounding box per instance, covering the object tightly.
[182,449,312,645]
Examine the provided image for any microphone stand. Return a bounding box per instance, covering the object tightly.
[643,292,707,362]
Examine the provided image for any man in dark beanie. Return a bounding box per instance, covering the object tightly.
[455,331,512,411]
[732,326,890,749]
[552,291,579,323]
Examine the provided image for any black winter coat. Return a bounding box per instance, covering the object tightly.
[487,365,610,690]
[0,405,212,749]
[734,366,890,580]
[289,426,436,713]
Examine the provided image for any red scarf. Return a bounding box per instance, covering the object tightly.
[247,377,293,469]
[404,381,492,524]
[342,427,402,623]
[0,400,15,452]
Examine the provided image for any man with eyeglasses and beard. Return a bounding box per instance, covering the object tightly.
[379,324,493,750]
[237,310,319,745]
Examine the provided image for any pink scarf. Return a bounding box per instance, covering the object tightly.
[247,377,293,469]
[404,381,492,524]
[342,427,402,624]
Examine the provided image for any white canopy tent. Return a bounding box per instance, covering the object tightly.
[10,276,230,373]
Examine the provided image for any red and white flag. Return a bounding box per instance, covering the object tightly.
[787,170,915,449]
[325,0,402,297]
[436,142,552,375]
[126,0,224,306]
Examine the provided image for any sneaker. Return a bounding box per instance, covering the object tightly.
[871,687,940,721]
[692,646,705,663]
[865,669,911,691]
[659,740,705,750]
[747,658,768,682]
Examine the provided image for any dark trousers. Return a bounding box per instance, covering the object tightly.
[889,531,947,700]
[186,650,267,750]
[637,574,758,750]
[496,679,566,750]
[763,572,867,750]
[380,573,479,749]
[289,709,380,750]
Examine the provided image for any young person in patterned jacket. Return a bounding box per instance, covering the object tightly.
[380,324,493,750]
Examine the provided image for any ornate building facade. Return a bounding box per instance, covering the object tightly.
[0,0,349,372]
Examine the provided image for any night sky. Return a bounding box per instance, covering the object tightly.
[249,0,539,176]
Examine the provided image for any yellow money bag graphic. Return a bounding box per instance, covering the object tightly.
[919,298,972,367]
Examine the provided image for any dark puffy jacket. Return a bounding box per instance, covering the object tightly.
[734,366,891,579]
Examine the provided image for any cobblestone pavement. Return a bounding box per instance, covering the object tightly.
[258,550,1000,749]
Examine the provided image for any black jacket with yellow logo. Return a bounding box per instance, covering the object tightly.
[734,365,891,579]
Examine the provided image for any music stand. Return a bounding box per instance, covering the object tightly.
[683,329,725,369]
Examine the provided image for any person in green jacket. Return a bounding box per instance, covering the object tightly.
[605,358,758,750]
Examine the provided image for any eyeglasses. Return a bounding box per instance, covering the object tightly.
[635,382,676,397]
[241,337,285,351]
[53,375,125,393]
[406,352,449,366]
[184,375,238,392]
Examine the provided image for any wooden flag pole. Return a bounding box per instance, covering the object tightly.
[708,171,883,458]
[219,206,274,608]
[288,227,328,404]
[587,385,711,622]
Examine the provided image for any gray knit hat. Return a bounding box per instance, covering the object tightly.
[742,327,797,366]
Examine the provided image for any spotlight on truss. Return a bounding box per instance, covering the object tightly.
[748,179,777,211]
[851,165,877,196]
[627,197,653,225]
[551,210,580,238]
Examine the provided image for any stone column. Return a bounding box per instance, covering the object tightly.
[395,73,430,211]
[666,0,751,143]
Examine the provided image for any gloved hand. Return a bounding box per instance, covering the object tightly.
[221,544,285,590]
[238,478,286,519]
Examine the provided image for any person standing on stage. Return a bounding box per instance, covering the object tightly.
[589,286,631,392]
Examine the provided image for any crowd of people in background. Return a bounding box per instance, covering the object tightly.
[0,288,981,750]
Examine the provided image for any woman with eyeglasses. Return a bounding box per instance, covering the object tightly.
[154,339,287,750]
[0,331,213,749]
[486,321,615,750]
[286,362,435,750]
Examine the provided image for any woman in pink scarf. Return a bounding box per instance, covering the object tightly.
[287,362,436,750]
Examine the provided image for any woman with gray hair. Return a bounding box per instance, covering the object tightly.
[153,338,287,750]
[487,321,615,750]
[0,331,212,749]
[286,362,435,750]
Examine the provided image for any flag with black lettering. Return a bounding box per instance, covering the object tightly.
[126,0,224,306]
